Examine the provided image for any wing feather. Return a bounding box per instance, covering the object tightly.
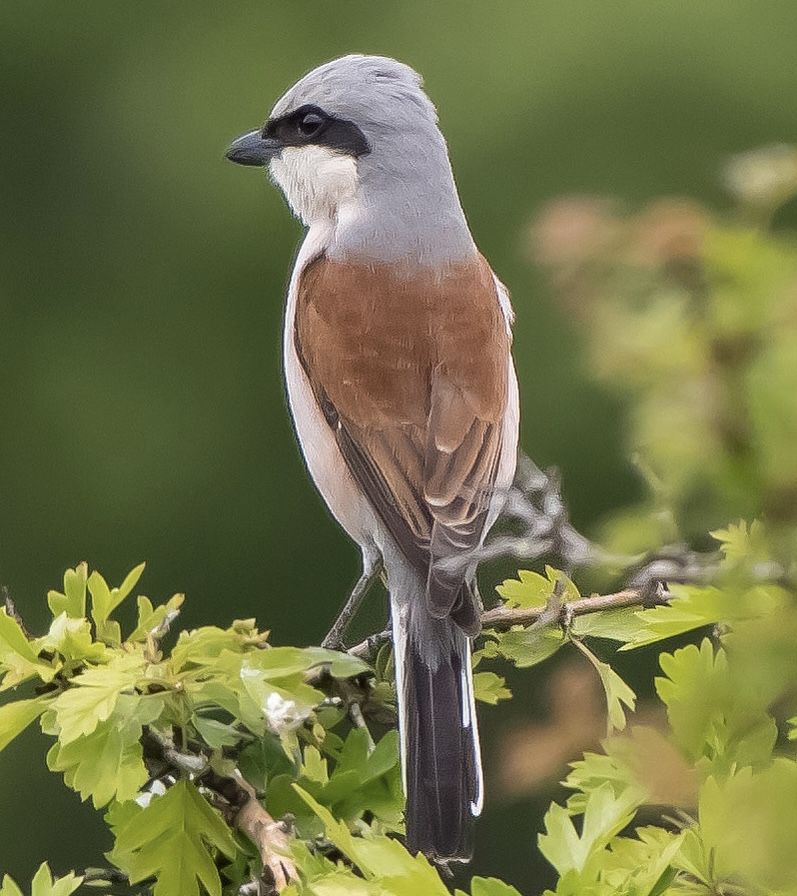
[294,254,512,630]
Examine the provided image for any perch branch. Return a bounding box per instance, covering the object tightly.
[347,584,670,659]
[141,729,297,894]
[231,774,297,894]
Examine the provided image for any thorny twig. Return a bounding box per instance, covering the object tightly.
[473,453,598,571]
[468,454,750,589]
[2,585,32,639]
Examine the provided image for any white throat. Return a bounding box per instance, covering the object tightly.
[269,146,359,226]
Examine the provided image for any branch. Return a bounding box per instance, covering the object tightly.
[141,729,297,894]
[228,774,296,895]
[2,585,33,639]
[477,453,603,570]
[347,584,670,658]
[480,584,669,631]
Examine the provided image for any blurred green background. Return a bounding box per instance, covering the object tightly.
[2,1,797,889]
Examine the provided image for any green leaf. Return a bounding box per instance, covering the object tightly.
[620,581,784,651]
[302,744,329,784]
[473,670,512,704]
[565,726,695,816]
[564,745,644,814]
[711,519,768,565]
[238,664,320,732]
[497,567,580,609]
[52,651,146,744]
[497,570,552,608]
[480,624,566,668]
[572,639,636,732]
[192,715,241,749]
[47,563,88,619]
[697,761,797,890]
[0,697,49,751]
[0,875,23,896]
[243,645,315,678]
[0,609,53,690]
[571,606,647,642]
[30,864,82,896]
[538,783,638,875]
[600,826,683,896]
[35,614,109,666]
[469,878,524,896]
[277,730,402,833]
[656,638,777,771]
[128,593,185,643]
[48,692,164,807]
[300,646,370,678]
[170,622,268,671]
[110,778,237,896]
[0,864,83,896]
[294,786,449,894]
[88,564,145,645]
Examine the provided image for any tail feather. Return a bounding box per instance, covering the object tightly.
[393,593,482,862]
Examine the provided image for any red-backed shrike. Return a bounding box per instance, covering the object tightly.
[227,55,519,862]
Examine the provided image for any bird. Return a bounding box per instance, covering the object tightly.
[226,54,519,863]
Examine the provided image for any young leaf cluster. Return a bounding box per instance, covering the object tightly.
[0,563,403,895]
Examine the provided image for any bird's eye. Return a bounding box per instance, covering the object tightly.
[297,111,325,139]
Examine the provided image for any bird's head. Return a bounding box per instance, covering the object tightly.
[226,55,446,226]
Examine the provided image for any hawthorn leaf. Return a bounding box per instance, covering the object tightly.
[0,875,23,896]
[88,564,145,645]
[47,564,88,619]
[571,606,646,642]
[0,697,50,751]
[469,878,524,896]
[128,593,184,643]
[192,715,240,749]
[35,614,109,665]
[473,670,512,704]
[481,624,566,668]
[539,783,638,875]
[52,651,146,744]
[30,864,82,896]
[300,646,369,678]
[0,609,53,690]
[656,638,777,771]
[572,639,636,731]
[88,564,145,626]
[496,570,551,608]
[600,826,683,896]
[0,864,83,896]
[48,693,164,807]
[112,778,237,896]
[711,519,768,565]
[620,582,783,651]
[497,567,579,609]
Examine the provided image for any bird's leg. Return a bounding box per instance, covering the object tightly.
[322,556,384,650]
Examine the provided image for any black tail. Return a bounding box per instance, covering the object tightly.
[398,610,482,862]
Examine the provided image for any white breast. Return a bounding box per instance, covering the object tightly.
[282,226,381,552]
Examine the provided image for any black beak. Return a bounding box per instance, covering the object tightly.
[226,129,282,167]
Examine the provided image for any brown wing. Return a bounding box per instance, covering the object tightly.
[294,254,511,624]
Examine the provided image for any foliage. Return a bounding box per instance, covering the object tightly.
[0,561,404,894]
[2,154,796,893]
[0,865,82,896]
[1,537,793,895]
[521,151,797,895]
[532,146,797,549]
